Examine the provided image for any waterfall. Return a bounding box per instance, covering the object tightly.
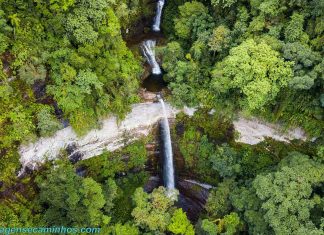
[141,40,162,75]
[158,95,175,190]
[152,0,165,32]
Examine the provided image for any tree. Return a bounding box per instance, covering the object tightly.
[102,178,118,215]
[252,152,324,234]
[212,39,293,110]
[0,198,37,227]
[285,12,305,42]
[19,60,46,85]
[112,223,139,235]
[131,187,176,232]
[0,10,10,53]
[222,212,242,235]
[211,0,237,8]
[36,161,109,227]
[206,179,235,218]
[36,106,62,137]
[8,13,20,38]
[200,219,218,235]
[174,1,214,41]
[250,0,283,16]
[65,0,109,44]
[208,25,231,54]
[168,209,194,235]
[231,185,270,235]
[209,144,241,178]
[282,42,321,90]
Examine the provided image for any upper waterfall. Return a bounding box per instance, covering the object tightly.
[141,40,162,75]
[152,0,165,32]
[158,95,175,190]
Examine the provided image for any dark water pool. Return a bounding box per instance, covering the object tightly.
[142,73,167,92]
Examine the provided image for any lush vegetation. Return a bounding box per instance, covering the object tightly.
[0,0,323,234]
[161,0,323,136]
[0,0,153,183]
[175,110,323,234]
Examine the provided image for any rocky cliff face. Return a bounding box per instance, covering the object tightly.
[19,102,179,172]
[19,102,307,173]
[233,117,307,145]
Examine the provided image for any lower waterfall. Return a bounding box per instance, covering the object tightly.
[158,95,175,190]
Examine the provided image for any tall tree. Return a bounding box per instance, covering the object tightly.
[212,39,293,110]
[36,161,110,227]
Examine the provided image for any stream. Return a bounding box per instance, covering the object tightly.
[138,0,211,220]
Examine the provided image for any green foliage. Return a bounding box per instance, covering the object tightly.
[36,161,109,226]
[222,212,242,235]
[206,179,235,219]
[1,0,142,137]
[211,0,237,8]
[174,1,214,41]
[0,194,38,227]
[212,39,293,111]
[0,0,323,234]
[208,25,231,54]
[0,10,11,53]
[253,152,324,234]
[131,187,176,232]
[112,223,139,235]
[231,184,270,234]
[18,58,46,85]
[0,79,39,182]
[179,126,201,168]
[36,105,62,137]
[210,145,241,178]
[102,178,118,215]
[282,42,321,90]
[285,12,305,42]
[0,0,144,183]
[200,219,218,235]
[162,0,186,36]
[65,0,110,44]
[178,127,217,183]
[168,208,195,235]
[162,0,323,136]
[176,110,234,183]
[111,172,149,223]
[81,140,147,182]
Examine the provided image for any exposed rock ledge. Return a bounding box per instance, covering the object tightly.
[233,117,307,145]
[19,102,307,171]
[19,102,180,171]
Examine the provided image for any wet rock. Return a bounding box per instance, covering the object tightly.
[140,89,158,102]
[176,123,185,136]
[66,143,77,155]
[144,176,161,193]
[76,166,87,177]
[67,143,83,164]
[177,179,211,222]
[69,152,82,164]
[33,80,46,100]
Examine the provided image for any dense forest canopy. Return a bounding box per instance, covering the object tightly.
[162,0,323,136]
[0,0,323,234]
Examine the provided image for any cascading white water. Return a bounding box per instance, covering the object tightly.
[141,40,162,75]
[152,0,165,32]
[158,95,175,190]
